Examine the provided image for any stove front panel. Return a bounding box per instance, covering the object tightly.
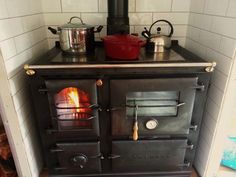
[45,79,100,136]
[110,78,198,137]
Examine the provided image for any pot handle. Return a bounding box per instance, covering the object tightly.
[48,27,58,34]
[94,25,103,33]
[68,16,84,25]
[149,19,174,37]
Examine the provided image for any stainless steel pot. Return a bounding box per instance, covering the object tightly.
[48,16,103,54]
[142,19,174,53]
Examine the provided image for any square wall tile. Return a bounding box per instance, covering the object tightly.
[14,33,32,53]
[99,0,135,12]
[211,16,236,39]
[44,13,81,26]
[0,18,24,41]
[190,0,205,13]
[0,0,8,19]
[190,13,212,30]
[172,0,191,12]
[0,39,17,60]
[28,0,42,14]
[186,26,200,41]
[198,30,221,51]
[153,13,189,25]
[81,13,107,25]
[42,0,61,12]
[22,14,44,32]
[219,37,236,58]
[227,0,236,17]
[30,27,47,46]
[204,0,229,16]
[172,25,187,37]
[62,0,98,12]
[6,0,30,17]
[9,71,26,96]
[130,13,152,25]
[136,0,172,12]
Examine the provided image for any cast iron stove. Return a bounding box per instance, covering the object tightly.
[25,41,215,177]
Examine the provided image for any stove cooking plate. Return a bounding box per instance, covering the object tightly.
[50,48,186,64]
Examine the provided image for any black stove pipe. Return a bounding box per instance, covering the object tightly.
[107,0,130,35]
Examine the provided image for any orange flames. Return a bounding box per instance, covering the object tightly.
[67,87,81,112]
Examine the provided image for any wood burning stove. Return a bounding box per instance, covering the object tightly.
[25,42,215,176]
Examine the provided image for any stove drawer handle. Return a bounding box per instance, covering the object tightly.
[108,154,121,159]
[50,148,64,153]
[178,162,190,167]
[54,167,68,171]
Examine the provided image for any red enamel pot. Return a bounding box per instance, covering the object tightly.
[102,34,146,60]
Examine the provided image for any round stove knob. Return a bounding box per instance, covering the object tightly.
[146,119,159,130]
[71,154,88,167]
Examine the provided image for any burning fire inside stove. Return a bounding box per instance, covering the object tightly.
[54,87,92,128]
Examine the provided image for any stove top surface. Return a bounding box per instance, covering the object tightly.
[50,48,186,64]
[27,41,216,72]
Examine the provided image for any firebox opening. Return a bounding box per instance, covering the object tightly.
[54,87,92,129]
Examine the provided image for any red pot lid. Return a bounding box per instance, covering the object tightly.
[103,34,143,45]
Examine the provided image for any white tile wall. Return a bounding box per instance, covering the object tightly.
[227,0,236,17]
[62,0,98,12]
[136,0,172,12]
[41,0,61,12]
[172,0,191,12]
[0,0,48,177]
[204,0,229,16]
[43,0,190,49]
[0,0,8,19]
[187,0,236,176]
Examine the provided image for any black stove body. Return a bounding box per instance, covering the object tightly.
[25,42,215,177]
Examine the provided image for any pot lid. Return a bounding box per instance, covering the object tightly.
[60,16,93,29]
[103,34,144,45]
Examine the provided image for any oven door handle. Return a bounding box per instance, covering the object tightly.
[109,102,186,111]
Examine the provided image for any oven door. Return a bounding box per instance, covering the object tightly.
[51,142,102,174]
[110,78,198,136]
[111,139,189,172]
[45,80,99,136]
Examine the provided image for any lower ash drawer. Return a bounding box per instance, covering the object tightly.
[51,142,102,174]
[111,139,189,172]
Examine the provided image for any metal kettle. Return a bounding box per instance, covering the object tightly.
[142,19,174,53]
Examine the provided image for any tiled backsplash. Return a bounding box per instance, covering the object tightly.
[0,0,48,177]
[43,0,190,49]
[186,0,236,176]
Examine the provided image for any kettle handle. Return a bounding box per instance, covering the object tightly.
[69,16,85,25]
[149,19,174,37]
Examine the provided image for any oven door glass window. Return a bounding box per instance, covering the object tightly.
[45,80,99,136]
[54,87,93,130]
[126,91,179,118]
